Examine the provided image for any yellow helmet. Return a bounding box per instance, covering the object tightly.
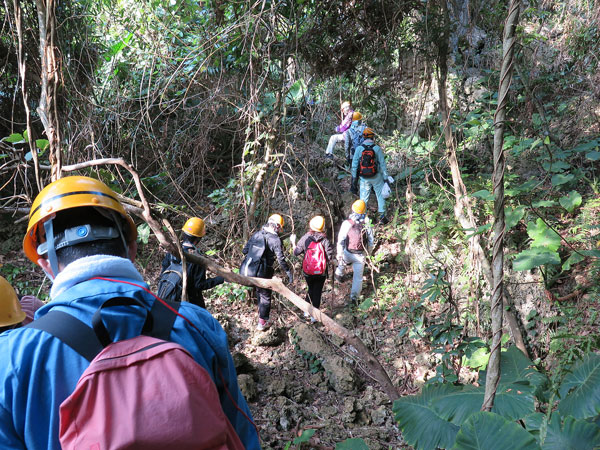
[268,214,284,228]
[352,112,363,121]
[309,216,325,232]
[182,217,206,238]
[0,276,26,328]
[23,176,137,266]
[352,199,366,215]
[341,101,351,110]
[363,127,375,139]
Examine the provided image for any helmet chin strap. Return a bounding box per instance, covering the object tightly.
[43,219,60,277]
[109,210,129,260]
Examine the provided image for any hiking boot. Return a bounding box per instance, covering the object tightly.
[325,154,334,160]
[257,318,271,331]
[310,316,317,324]
[379,214,389,225]
[334,273,344,283]
[304,311,310,320]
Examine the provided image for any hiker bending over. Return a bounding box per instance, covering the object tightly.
[291,215,334,322]
[159,217,224,307]
[241,213,292,331]
[335,200,374,304]
[0,176,259,449]
[325,100,354,159]
[351,127,394,224]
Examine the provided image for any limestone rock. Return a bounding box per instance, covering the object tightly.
[237,374,257,402]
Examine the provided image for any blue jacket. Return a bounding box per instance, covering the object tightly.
[352,139,388,180]
[0,276,260,449]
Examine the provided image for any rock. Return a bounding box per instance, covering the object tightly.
[237,374,257,402]
[322,355,358,393]
[232,352,254,374]
[291,322,330,355]
[267,378,287,396]
[341,397,357,423]
[371,405,387,426]
[252,326,286,347]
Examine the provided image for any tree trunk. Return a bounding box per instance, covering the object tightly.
[35,0,61,181]
[435,0,528,358]
[482,0,521,412]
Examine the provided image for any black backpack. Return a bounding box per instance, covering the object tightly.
[358,143,377,177]
[157,259,183,302]
[239,231,267,277]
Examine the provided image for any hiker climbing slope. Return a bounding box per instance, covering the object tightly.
[351,127,394,224]
[291,215,334,322]
[325,100,354,159]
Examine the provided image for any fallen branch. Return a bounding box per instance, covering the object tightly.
[184,250,401,402]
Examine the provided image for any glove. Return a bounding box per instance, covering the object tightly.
[387,175,394,184]
[335,126,340,133]
[350,178,358,195]
[213,276,225,286]
[286,270,294,284]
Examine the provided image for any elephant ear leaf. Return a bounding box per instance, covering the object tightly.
[393,383,460,450]
[558,353,600,420]
[542,413,600,450]
[451,411,539,450]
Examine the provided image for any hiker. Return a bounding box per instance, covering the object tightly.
[159,217,224,308]
[325,100,354,159]
[242,213,293,331]
[0,176,259,449]
[290,215,334,323]
[334,199,374,304]
[351,127,394,224]
[344,111,366,164]
[0,276,45,333]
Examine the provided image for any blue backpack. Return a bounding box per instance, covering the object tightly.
[349,123,366,159]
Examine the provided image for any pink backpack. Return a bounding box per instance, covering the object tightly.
[29,297,245,450]
[302,239,327,275]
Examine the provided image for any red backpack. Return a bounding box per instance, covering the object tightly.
[358,143,378,177]
[302,238,327,275]
[28,297,245,450]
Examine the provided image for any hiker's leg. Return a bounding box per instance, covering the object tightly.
[371,174,386,215]
[257,287,272,320]
[349,252,365,301]
[307,274,326,309]
[359,177,371,204]
[325,134,344,155]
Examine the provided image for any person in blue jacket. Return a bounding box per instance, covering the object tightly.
[0,176,260,450]
[351,127,394,224]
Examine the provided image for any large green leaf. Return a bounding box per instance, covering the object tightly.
[451,411,539,450]
[433,383,535,425]
[495,346,548,391]
[542,413,600,450]
[335,438,369,449]
[513,248,561,271]
[558,353,600,420]
[505,205,526,230]
[559,191,582,213]
[393,383,460,450]
[528,219,561,251]
[551,173,575,186]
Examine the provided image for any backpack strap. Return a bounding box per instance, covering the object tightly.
[25,297,181,361]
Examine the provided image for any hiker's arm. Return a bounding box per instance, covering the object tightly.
[336,221,350,258]
[376,146,388,179]
[0,403,24,449]
[324,238,335,262]
[351,145,362,177]
[198,275,225,290]
[293,234,308,257]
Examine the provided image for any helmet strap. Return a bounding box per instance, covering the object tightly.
[43,218,60,276]
[109,210,129,260]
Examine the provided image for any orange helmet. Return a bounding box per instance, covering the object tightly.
[182,217,206,238]
[0,276,26,328]
[23,176,137,271]
[352,199,366,215]
[363,127,375,139]
[309,216,325,232]
[352,112,363,121]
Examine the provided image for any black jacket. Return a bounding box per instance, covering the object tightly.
[243,227,290,278]
[161,243,224,308]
